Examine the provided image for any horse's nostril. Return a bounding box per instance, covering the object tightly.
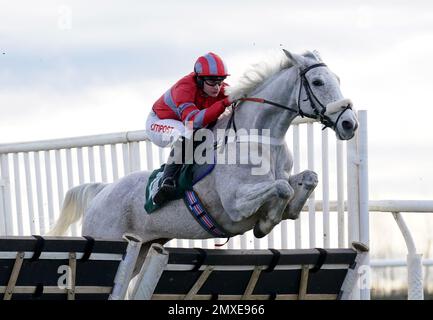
[342,120,353,131]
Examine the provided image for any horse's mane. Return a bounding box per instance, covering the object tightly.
[225,50,294,101]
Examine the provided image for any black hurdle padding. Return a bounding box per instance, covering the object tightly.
[0,236,128,300]
[29,235,45,262]
[310,248,328,273]
[191,248,207,272]
[80,236,95,262]
[0,236,127,253]
[153,248,357,297]
[265,249,281,272]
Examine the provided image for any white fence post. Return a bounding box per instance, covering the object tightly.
[392,212,424,300]
[0,155,13,235]
[346,134,360,246]
[358,110,370,300]
[336,140,345,248]
[321,129,330,248]
[0,173,6,235]
[345,125,360,300]
[307,123,316,248]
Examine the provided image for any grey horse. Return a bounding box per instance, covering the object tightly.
[48,50,358,274]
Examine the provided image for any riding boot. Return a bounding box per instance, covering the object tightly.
[152,137,189,206]
[152,163,181,206]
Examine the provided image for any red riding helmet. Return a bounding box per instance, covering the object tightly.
[194,52,230,77]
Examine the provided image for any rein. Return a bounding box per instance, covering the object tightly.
[240,97,298,113]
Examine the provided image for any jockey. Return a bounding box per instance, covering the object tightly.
[146,52,233,205]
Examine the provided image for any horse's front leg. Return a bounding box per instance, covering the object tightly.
[228,179,294,238]
[282,170,318,220]
[232,179,294,221]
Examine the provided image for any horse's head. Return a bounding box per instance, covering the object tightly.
[284,49,358,140]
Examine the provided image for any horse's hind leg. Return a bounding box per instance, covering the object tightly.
[282,170,318,220]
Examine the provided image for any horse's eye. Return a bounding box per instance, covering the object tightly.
[312,79,324,86]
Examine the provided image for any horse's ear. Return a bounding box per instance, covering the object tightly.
[282,49,303,67]
[303,50,322,62]
[312,50,323,62]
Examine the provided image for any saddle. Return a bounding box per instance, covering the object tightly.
[145,162,232,238]
[144,162,215,213]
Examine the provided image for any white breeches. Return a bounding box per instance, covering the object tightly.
[146,111,192,148]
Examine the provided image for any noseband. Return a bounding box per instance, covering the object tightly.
[239,63,353,130]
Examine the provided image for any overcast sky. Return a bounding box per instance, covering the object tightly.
[1,0,433,203]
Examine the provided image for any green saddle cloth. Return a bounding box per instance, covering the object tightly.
[144,164,195,213]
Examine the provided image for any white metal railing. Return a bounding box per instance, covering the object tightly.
[0,111,371,296]
[0,131,167,236]
[0,114,367,246]
[371,259,433,267]
[371,201,432,300]
[312,199,433,299]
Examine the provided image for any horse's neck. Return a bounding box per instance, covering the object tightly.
[232,68,299,139]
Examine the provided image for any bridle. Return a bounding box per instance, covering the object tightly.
[233,63,353,131]
[217,63,353,148]
[296,63,352,130]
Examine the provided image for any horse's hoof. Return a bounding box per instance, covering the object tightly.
[302,171,318,190]
[253,224,267,238]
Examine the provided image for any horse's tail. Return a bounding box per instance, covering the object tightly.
[46,183,106,236]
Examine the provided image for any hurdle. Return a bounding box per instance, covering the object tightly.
[0,234,141,300]
[1,234,368,300]
[129,241,369,300]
